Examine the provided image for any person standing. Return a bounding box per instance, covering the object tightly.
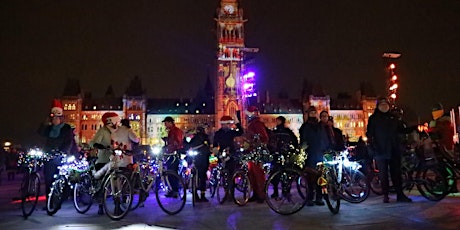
[366,97,412,203]
[299,106,324,206]
[185,126,211,202]
[111,119,140,168]
[38,99,78,208]
[162,116,183,197]
[245,106,268,203]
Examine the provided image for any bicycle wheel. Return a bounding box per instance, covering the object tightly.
[266,168,307,215]
[368,171,383,195]
[416,165,449,201]
[73,173,93,214]
[155,170,186,215]
[21,172,40,218]
[296,174,308,200]
[102,172,133,220]
[216,169,229,204]
[232,170,251,206]
[340,167,370,203]
[191,170,198,207]
[130,173,146,211]
[323,169,341,214]
[47,175,66,216]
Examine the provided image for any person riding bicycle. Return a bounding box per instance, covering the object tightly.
[185,126,211,202]
[270,116,298,198]
[428,103,457,192]
[245,106,269,203]
[212,115,244,176]
[37,99,78,210]
[89,111,120,214]
[162,116,184,198]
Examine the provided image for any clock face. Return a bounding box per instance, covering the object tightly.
[224,5,234,14]
[226,76,235,87]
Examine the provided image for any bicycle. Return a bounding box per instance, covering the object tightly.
[265,147,308,215]
[209,148,232,204]
[73,148,133,220]
[17,148,44,219]
[316,152,342,214]
[399,146,449,201]
[129,147,186,215]
[46,151,76,216]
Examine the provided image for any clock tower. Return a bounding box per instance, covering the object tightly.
[215,0,247,127]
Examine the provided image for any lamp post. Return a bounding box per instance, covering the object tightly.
[382,52,401,105]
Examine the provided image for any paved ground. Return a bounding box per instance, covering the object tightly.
[1,172,460,230]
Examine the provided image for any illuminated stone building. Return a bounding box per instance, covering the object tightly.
[59,1,377,146]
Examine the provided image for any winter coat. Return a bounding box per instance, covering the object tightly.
[38,122,77,156]
[89,126,113,164]
[213,123,244,153]
[299,119,323,168]
[366,110,400,160]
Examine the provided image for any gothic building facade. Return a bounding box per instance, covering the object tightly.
[60,0,377,146]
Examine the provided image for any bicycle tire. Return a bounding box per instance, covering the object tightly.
[130,173,143,211]
[323,170,341,214]
[21,172,40,218]
[155,170,186,215]
[368,171,383,196]
[73,173,93,214]
[232,169,251,206]
[102,172,133,220]
[47,175,66,216]
[266,168,307,215]
[340,167,370,203]
[416,165,449,201]
[191,170,197,207]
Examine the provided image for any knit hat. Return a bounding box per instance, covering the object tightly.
[432,103,443,112]
[50,99,63,116]
[376,97,390,105]
[220,115,234,124]
[245,106,259,117]
[102,112,120,126]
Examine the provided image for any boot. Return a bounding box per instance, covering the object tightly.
[194,192,201,202]
[383,194,390,203]
[200,192,209,202]
[98,204,104,215]
[396,194,412,203]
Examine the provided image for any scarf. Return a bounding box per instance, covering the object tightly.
[49,123,65,138]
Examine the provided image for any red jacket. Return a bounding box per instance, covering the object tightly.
[166,125,184,153]
[247,117,269,144]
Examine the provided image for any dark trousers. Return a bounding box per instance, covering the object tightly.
[43,157,62,197]
[195,154,209,192]
[166,155,179,192]
[375,155,403,196]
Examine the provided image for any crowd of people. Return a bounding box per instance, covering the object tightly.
[30,95,457,215]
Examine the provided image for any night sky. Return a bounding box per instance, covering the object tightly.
[1,0,460,145]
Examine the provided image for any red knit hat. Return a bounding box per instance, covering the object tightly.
[245,106,259,117]
[220,115,234,124]
[50,99,63,116]
[102,112,120,126]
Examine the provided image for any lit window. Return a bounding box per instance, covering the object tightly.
[203,103,206,106]
[93,106,96,110]
[196,110,200,114]
[176,103,179,107]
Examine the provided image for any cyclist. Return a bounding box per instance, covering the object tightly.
[185,126,211,202]
[89,111,120,214]
[37,99,78,210]
[162,116,183,198]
